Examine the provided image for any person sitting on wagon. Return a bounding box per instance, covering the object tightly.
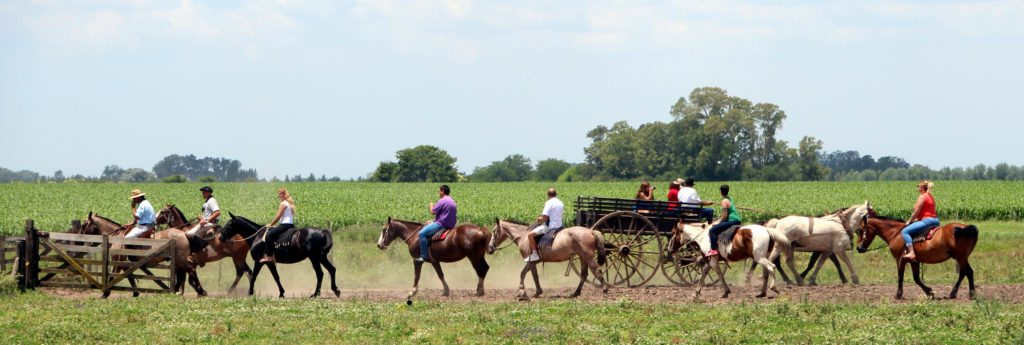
[635,180,655,201]
[706,184,742,257]
[416,185,458,263]
[666,179,681,210]
[901,180,939,261]
[126,189,156,238]
[527,188,563,262]
[677,177,716,223]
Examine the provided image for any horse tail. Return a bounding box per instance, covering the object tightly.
[765,226,791,260]
[593,230,607,266]
[954,225,979,239]
[765,218,780,229]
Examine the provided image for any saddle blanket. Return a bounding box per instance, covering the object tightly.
[431,229,451,242]
[274,228,300,248]
[912,226,940,243]
[716,225,742,253]
[538,227,564,249]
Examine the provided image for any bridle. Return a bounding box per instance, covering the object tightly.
[488,223,521,253]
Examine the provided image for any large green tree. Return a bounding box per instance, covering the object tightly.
[470,154,534,182]
[534,158,572,181]
[373,145,459,182]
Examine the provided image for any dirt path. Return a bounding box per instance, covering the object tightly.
[41,284,1024,304]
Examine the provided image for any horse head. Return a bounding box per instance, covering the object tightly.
[378,217,399,250]
[487,218,510,254]
[668,219,706,255]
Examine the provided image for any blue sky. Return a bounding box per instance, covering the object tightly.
[1,0,1022,179]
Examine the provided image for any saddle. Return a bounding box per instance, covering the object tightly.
[273,228,300,249]
[538,227,564,249]
[716,225,742,255]
[911,225,941,243]
[186,233,208,253]
[431,229,451,242]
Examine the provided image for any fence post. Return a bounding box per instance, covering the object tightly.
[0,235,6,274]
[15,240,26,292]
[24,220,38,289]
[101,234,110,292]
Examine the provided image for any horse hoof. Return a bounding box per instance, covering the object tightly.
[948,294,957,300]
[721,292,730,299]
[198,291,208,297]
[406,299,413,306]
[808,282,818,287]
[755,293,766,298]
[334,290,341,298]
[517,295,530,302]
[132,292,140,298]
[309,294,319,299]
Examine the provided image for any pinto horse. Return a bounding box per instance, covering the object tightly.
[377,217,490,302]
[80,212,205,297]
[669,221,788,298]
[219,213,340,298]
[155,205,253,294]
[857,215,979,300]
[489,220,608,300]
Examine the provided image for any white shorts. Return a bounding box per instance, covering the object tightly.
[187,223,217,236]
[531,225,552,236]
[126,225,151,238]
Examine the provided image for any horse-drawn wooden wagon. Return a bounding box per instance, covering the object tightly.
[566,196,725,287]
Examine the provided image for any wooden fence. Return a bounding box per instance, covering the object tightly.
[9,220,177,295]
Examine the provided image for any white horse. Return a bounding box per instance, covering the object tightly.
[669,222,790,298]
[765,201,872,286]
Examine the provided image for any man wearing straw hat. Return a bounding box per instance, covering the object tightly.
[126,189,156,238]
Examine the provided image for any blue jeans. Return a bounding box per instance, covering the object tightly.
[699,208,715,223]
[708,220,742,250]
[902,217,939,247]
[418,222,444,260]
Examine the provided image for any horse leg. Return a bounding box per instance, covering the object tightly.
[745,259,756,287]
[249,261,264,296]
[965,262,976,300]
[949,260,967,300]
[895,259,907,300]
[308,256,324,298]
[834,249,859,285]
[320,256,341,297]
[469,256,489,297]
[408,261,423,303]
[910,261,933,299]
[517,262,531,300]
[756,257,778,297]
[694,264,713,298]
[773,256,794,285]
[784,248,803,286]
[800,252,821,279]
[530,263,543,298]
[430,262,450,297]
[187,267,207,297]
[266,263,285,298]
[583,252,608,293]
[711,259,730,298]
[128,276,140,297]
[572,263,587,298]
[807,251,832,286]
[228,256,251,294]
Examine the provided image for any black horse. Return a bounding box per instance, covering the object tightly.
[219,213,340,298]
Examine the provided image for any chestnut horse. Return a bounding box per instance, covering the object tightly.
[856,215,979,300]
[80,212,205,297]
[377,217,490,303]
[488,220,608,300]
[155,205,253,294]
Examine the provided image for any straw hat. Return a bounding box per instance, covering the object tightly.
[673,178,685,185]
[129,189,146,199]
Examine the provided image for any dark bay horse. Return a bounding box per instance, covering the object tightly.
[377,217,490,302]
[219,213,340,298]
[156,205,253,294]
[856,215,979,300]
[81,212,205,297]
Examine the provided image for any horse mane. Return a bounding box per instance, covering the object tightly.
[870,215,905,223]
[501,219,531,226]
[172,205,187,224]
[391,219,423,228]
[92,214,122,227]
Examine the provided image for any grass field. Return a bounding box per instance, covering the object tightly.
[2,181,1023,235]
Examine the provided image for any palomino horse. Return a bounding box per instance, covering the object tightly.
[669,221,788,298]
[765,202,871,286]
[155,205,253,294]
[488,220,609,300]
[857,215,979,300]
[377,217,490,302]
[80,212,205,297]
[218,213,340,298]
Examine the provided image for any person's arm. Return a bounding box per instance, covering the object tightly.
[719,199,730,222]
[202,210,221,225]
[907,195,925,224]
[537,202,552,224]
[429,201,439,215]
[266,203,285,228]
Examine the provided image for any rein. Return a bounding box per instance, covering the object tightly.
[490,223,523,252]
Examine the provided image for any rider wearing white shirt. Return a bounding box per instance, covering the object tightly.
[190,186,221,236]
[678,177,716,223]
[527,188,563,262]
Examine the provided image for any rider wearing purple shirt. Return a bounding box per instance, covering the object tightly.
[416,185,457,262]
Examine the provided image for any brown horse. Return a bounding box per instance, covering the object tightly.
[81,212,206,297]
[377,217,490,303]
[155,205,253,294]
[488,220,608,300]
[856,215,979,300]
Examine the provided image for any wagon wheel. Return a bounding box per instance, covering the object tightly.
[569,211,662,287]
[661,239,727,286]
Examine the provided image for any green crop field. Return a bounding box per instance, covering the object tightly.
[1,181,1022,235]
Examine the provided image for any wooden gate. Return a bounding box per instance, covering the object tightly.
[1,235,24,276]
[17,220,177,295]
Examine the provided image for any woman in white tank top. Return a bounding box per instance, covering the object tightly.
[261,188,296,263]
